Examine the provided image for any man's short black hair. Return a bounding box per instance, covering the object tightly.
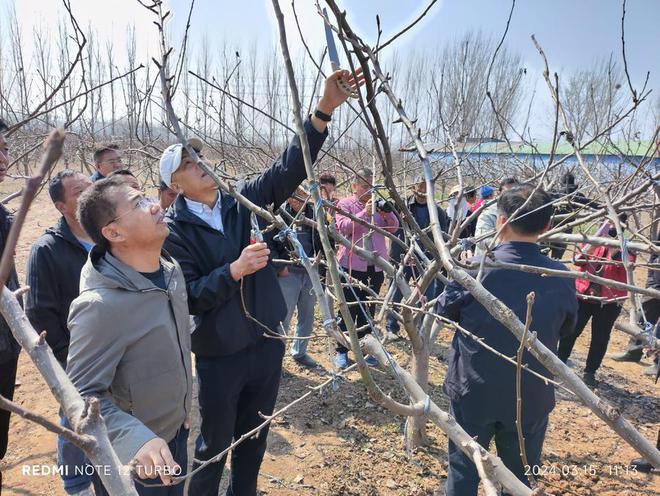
[77,176,127,251]
[159,180,170,192]
[93,143,120,164]
[319,173,336,186]
[497,184,552,235]
[499,177,519,192]
[48,169,79,204]
[0,119,8,134]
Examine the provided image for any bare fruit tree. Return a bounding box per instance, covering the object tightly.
[0,0,658,494]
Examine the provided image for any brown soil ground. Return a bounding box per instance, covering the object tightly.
[0,188,658,496]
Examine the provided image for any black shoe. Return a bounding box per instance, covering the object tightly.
[630,458,654,473]
[611,350,643,363]
[583,371,597,388]
[293,354,319,369]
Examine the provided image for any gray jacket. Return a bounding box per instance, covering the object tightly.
[67,248,192,463]
[474,202,499,256]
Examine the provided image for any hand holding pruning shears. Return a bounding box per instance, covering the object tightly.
[322,8,364,101]
[250,211,264,244]
[230,212,269,281]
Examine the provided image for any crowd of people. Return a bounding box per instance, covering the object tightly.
[0,78,657,495]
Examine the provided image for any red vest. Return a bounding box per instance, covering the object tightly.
[574,245,635,300]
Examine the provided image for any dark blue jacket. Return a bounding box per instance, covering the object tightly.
[163,120,327,357]
[0,204,21,363]
[390,197,449,264]
[90,171,104,182]
[438,242,577,427]
[25,217,89,363]
[271,203,321,273]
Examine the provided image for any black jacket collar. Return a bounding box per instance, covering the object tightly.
[493,241,542,257]
[47,217,88,252]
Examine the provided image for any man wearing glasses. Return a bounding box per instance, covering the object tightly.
[66,176,192,495]
[161,69,361,495]
[90,144,125,182]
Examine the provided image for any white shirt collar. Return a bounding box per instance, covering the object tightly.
[184,195,221,214]
[184,194,224,232]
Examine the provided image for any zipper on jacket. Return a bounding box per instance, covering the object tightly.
[167,295,190,420]
[165,271,190,421]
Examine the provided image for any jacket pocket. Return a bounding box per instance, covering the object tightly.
[128,366,185,427]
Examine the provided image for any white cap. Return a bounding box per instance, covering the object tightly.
[159,138,203,187]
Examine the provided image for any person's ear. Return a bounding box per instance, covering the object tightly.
[169,180,184,195]
[539,221,551,235]
[496,215,511,239]
[101,224,125,244]
[54,200,67,216]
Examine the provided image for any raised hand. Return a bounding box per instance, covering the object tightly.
[317,68,365,114]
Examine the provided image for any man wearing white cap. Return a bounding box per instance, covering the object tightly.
[160,69,361,496]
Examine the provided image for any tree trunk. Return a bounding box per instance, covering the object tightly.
[406,345,430,448]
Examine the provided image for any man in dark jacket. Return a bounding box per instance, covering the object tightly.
[26,170,93,363]
[161,70,357,495]
[272,188,322,368]
[25,170,94,495]
[386,175,449,338]
[438,184,578,495]
[319,172,338,205]
[0,119,22,468]
[548,172,602,260]
[89,144,124,182]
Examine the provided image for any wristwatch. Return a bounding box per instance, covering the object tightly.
[314,109,332,122]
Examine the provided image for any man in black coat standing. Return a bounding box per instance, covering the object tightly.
[25,169,95,495]
[271,188,322,368]
[548,172,602,260]
[438,184,578,495]
[0,120,22,475]
[161,70,358,496]
[386,175,449,339]
[89,144,124,182]
[26,171,94,364]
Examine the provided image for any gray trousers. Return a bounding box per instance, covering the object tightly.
[278,270,317,358]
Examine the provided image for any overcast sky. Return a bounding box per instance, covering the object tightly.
[2,0,658,140]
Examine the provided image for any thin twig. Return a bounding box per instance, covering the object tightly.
[516,292,536,488]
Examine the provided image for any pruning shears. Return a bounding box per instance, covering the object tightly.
[250,212,263,244]
[322,8,358,99]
